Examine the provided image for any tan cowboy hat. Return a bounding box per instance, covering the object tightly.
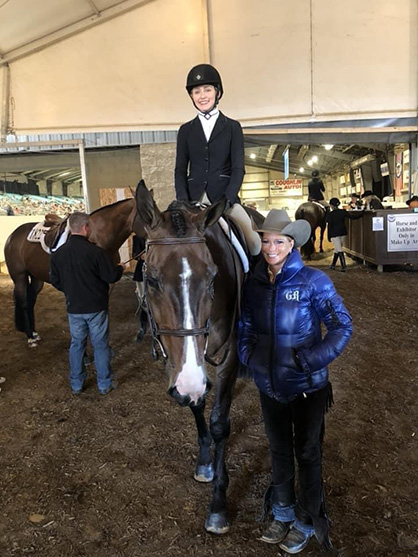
[256,209,311,248]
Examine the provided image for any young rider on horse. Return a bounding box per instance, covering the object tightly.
[174,63,261,256]
[308,170,329,209]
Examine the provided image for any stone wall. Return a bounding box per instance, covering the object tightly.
[139,143,176,211]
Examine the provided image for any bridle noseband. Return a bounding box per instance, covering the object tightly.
[143,236,212,363]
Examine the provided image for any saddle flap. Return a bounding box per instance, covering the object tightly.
[44,219,69,249]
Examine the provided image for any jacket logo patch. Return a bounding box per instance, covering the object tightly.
[285,289,300,302]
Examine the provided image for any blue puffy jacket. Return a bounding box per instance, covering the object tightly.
[238,249,352,403]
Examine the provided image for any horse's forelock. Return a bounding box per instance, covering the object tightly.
[169,210,188,237]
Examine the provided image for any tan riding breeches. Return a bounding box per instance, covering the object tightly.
[200,193,261,256]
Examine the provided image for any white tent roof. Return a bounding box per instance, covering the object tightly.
[0,0,149,64]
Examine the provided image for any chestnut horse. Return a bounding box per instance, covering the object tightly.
[5,198,141,345]
[295,201,326,260]
[135,180,256,534]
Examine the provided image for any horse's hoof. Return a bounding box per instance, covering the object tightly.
[135,328,146,343]
[194,464,214,483]
[28,338,39,348]
[32,332,41,342]
[205,512,229,535]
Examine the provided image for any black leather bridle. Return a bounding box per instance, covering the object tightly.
[143,236,212,363]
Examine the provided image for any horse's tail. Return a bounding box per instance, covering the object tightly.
[13,274,38,334]
[13,288,27,332]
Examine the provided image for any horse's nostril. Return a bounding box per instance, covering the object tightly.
[205,378,213,394]
[167,386,191,407]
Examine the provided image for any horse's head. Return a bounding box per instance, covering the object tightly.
[135,181,227,407]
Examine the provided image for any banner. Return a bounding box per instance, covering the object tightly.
[269,179,303,197]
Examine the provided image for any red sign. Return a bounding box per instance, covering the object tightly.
[269,179,303,197]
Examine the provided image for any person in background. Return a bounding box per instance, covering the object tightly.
[361,190,384,210]
[348,193,362,210]
[326,197,364,272]
[6,204,14,215]
[308,170,329,208]
[238,209,352,554]
[50,212,124,395]
[174,63,261,256]
[406,195,418,209]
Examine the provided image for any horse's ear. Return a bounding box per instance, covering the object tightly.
[192,198,228,232]
[135,180,161,229]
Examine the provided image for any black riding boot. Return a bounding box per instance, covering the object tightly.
[329,253,339,270]
[338,252,347,272]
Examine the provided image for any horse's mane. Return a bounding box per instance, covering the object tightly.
[89,197,133,216]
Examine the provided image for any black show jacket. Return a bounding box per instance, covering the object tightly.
[175,112,245,204]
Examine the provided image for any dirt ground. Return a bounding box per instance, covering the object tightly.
[1,249,418,557]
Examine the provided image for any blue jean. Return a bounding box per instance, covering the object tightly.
[67,311,113,393]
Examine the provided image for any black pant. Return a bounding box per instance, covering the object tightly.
[260,386,329,526]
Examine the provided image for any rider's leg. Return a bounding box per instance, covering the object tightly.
[226,203,261,256]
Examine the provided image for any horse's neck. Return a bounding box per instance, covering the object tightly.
[89,200,135,251]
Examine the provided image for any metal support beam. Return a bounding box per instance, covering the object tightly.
[1,63,10,139]
[243,126,418,136]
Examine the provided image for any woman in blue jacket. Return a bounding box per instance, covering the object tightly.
[238,209,352,554]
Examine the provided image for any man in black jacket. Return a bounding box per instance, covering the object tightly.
[50,212,124,395]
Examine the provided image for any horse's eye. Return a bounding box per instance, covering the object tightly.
[209,278,215,300]
[147,275,162,291]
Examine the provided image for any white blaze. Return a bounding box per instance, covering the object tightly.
[174,257,206,403]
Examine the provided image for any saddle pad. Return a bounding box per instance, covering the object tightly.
[312,201,326,212]
[27,222,70,254]
[27,223,50,243]
[218,217,249,273]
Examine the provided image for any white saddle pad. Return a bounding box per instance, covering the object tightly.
[27,222,70,254]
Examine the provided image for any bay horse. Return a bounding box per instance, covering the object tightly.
[134,180,249,535]
[295,201,326,260]
[4,198,141,345]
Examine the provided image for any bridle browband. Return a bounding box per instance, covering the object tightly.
[147,237,206,246]
[143,235,212,363]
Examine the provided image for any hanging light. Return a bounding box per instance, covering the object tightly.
[312,155,318,163]
[324,144,333,151]
[250,153,256,159]
[299,167,305,173]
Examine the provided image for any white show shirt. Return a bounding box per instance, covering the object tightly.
[197,108,219,142]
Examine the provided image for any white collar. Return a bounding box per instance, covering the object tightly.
[197,108,219,120]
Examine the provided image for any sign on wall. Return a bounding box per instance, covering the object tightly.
[269,179,303,197]
[387,213,418,252]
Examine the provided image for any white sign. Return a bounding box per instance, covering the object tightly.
[269,179,303,197]
[372,217,384,231]
[387,214,418,252]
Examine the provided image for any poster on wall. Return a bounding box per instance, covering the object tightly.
[387,213,418,252]
[394,152,403,198]
[269,179,303,197]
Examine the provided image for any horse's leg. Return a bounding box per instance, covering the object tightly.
[190,400,214,482]
[319,224,325,253]
[205,351,237,535]
[27,275,44,342]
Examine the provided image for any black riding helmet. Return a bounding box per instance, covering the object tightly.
[186,64,224,101]
[311,170,319,178]
[329,197,341,207]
